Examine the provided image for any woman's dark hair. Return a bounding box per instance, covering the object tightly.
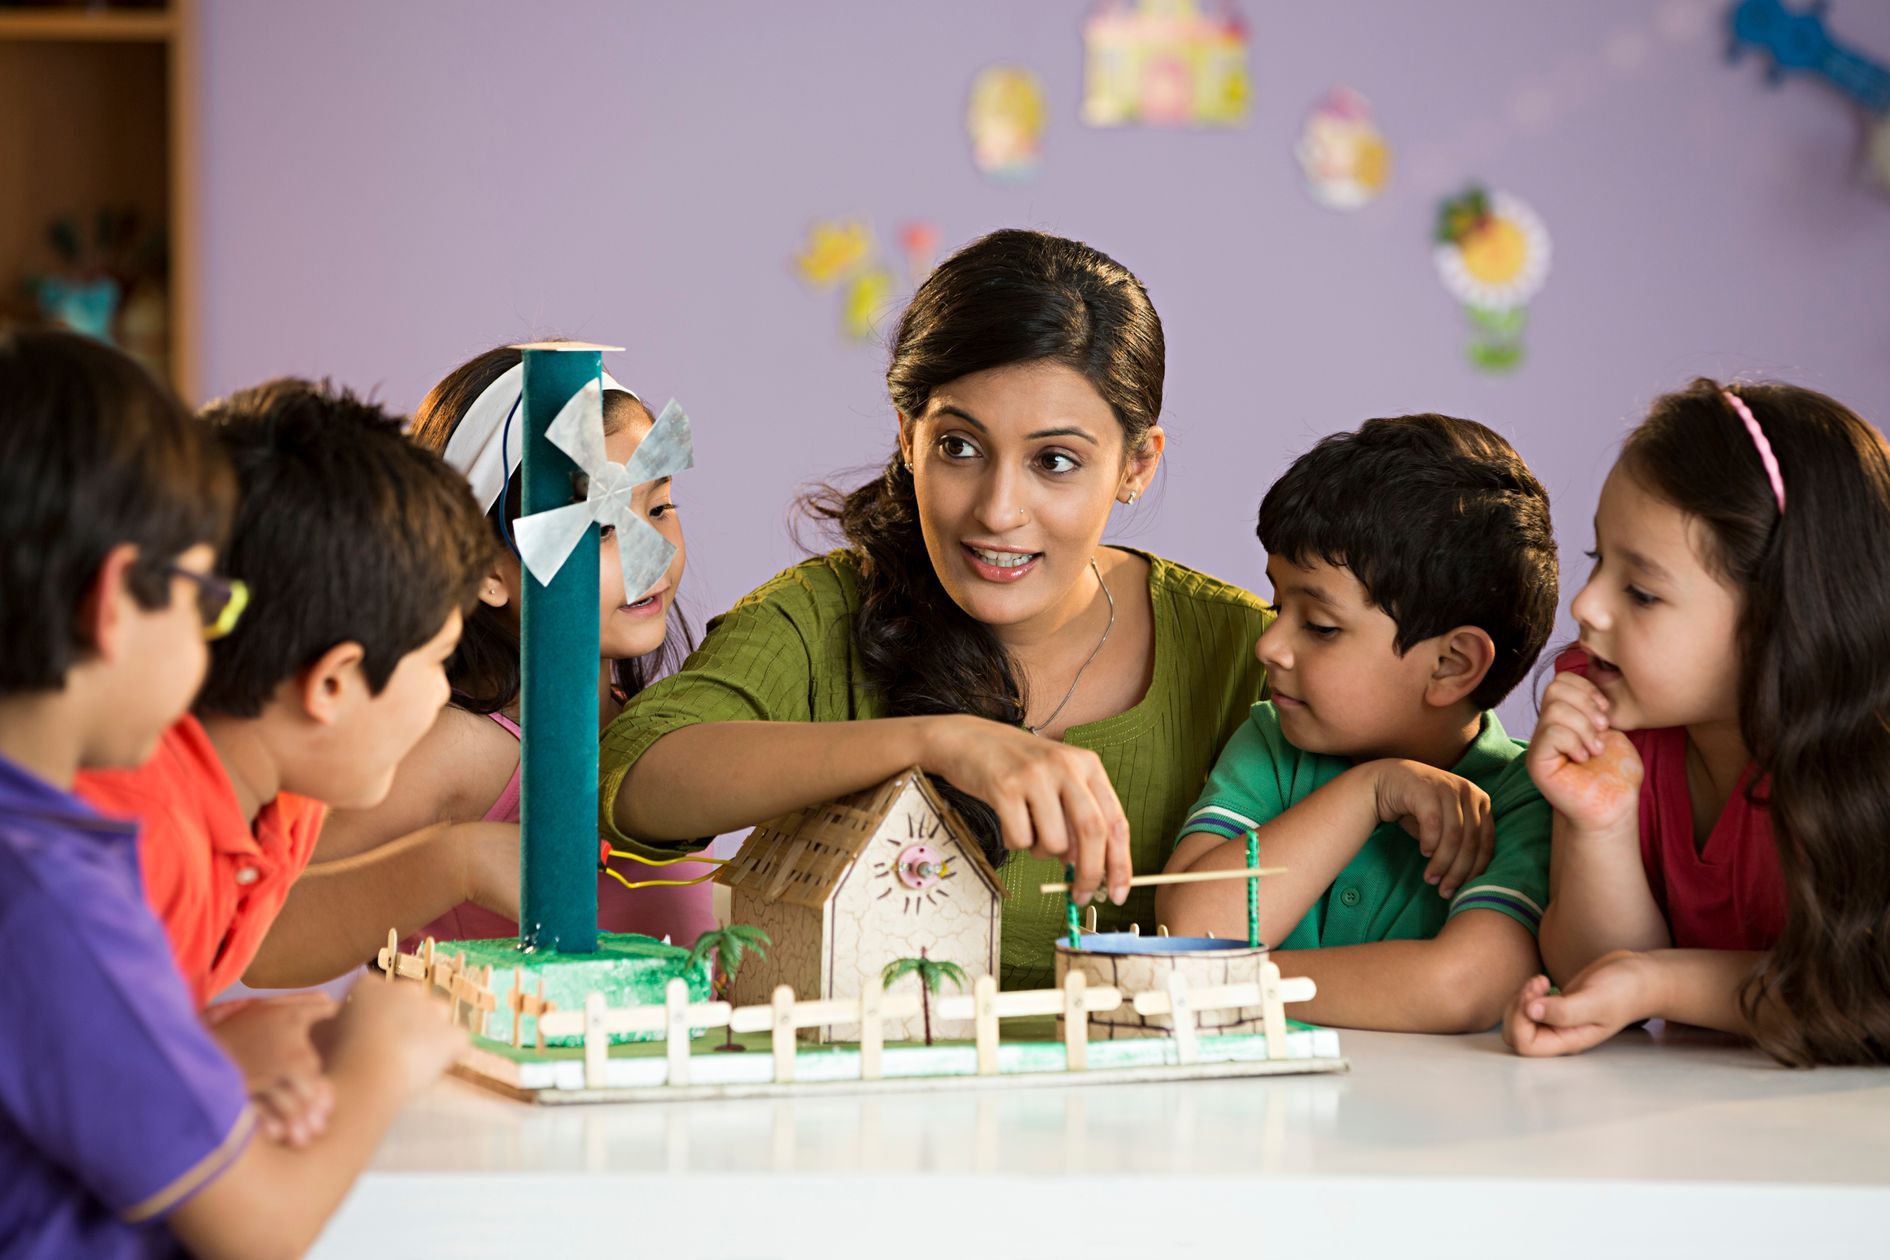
[0,330,234,693]
[194,379,493,717]
[410,345,694,714]
[804,228,1165,865]
[1623,377,1890,1066]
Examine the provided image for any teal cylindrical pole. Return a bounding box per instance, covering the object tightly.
[518,347,600,953]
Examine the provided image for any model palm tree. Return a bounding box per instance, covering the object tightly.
[880,947,967,1047]
[687,924,771,1051]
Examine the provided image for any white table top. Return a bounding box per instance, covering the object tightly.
[314,1022,1890,1259]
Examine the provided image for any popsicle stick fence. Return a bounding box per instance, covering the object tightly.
[375,930,499,1033]
[376,932,1319,1091]
[1129,968,1313,1065]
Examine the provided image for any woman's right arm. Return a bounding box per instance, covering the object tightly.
[618,715,1134,905]
[604,565,1133,901]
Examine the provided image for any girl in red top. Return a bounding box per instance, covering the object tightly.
[1506,378,1890,1066]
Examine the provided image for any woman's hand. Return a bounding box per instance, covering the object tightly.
[922,714,1131,905]
[1502,949,1658,1057]
[1527,673,1643,833]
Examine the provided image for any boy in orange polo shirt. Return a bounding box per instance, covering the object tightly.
[1,331,465,1260]
[78,379,518,1007]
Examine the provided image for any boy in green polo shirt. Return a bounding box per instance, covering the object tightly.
[1159,415,1558,1033]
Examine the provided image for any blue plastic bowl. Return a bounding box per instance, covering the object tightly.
[1064,932,1266,956]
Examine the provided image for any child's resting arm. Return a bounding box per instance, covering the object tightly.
[243,821,519,989]
[167,980,463,1260]
[1272,909,1540,1034]
[1537,804,1670,982]
[1505,948,1766,1057]
[1527,674,1670,979]
[1160,759,1493,944]
[311,706,513,863]
[205,995,336,1147]
[1160,764,1380,942]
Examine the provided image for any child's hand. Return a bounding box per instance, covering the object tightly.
[205,993,340,1148]
[1528,673,1642,831]
[206,993,336,1089]
[252,1072,335,1149]
[328,977,466,1098]
[1366,760,1493,898]
[1502,950,1656,1057]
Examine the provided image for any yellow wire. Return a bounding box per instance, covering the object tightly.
[607,848,728,868]
[603,866,722,892]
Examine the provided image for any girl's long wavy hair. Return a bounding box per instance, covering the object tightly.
[802,228,1165,866]
[409,345,694,715]
[1622,377,1890,1066]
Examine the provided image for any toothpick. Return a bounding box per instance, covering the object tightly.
[1038,865,1285,895]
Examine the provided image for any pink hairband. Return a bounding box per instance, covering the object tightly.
[1724,389,1786,514]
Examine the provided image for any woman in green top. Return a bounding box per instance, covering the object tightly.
[602,229,1270,987]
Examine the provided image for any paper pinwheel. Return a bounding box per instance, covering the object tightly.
[511,377,693,603]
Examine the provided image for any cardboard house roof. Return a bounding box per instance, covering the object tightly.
[715,767,1007,912]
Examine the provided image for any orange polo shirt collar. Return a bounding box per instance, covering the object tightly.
[75,715,326,1007]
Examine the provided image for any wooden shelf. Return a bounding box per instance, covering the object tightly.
[0,2,196,400]
[0,9,174,42]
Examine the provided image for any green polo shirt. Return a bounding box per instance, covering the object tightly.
[1177,702,1549,947]
[599,548,1271,988]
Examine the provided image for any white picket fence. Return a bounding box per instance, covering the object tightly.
[377,930,1317,1090]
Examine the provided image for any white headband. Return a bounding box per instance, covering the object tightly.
[439,361,642,513]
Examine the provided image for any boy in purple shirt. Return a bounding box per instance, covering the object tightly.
[0,331,463,1260]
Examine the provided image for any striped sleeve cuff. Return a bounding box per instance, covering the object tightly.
[1448,883,1545,932]
[121,1105,254,1223]
[1178,804,1260,841]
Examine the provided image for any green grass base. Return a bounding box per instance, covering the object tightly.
[440,931,710,1046]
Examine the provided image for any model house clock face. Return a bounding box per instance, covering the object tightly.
[871,805,969,914]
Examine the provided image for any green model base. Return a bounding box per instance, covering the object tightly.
[440,931,711,1046]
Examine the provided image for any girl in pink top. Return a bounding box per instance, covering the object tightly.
[1505,378,1890,1067]
[312,344,716,953]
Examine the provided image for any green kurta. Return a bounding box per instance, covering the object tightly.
[599,548,1270,988]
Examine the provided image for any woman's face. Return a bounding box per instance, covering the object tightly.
[599,397,686,662]
[901,361,1160,635]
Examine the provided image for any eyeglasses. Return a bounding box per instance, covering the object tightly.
[165,564,249,641]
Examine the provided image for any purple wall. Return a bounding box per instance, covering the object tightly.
[199,0,1890,733]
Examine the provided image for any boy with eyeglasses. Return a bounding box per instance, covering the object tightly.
[78,377,502,1009]
[0,331,465,1260]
